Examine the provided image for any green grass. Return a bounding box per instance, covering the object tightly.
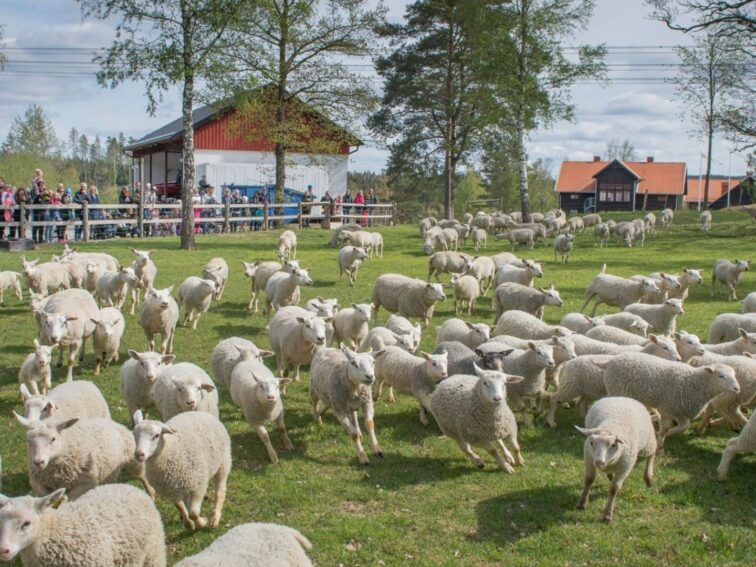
[0,210,754,566]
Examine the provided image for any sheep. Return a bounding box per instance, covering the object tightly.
[37,288,98,382]
[21,257,71,296]
[367,232,384,258]
[450,223,470,248]
[575,396,657,522]
[717,410,756,480]
[465,255,497,295]
[560,313,604,335]
[700,210,712,232]
[742,291,756,313]
[633,272,681,303]
[462,212,473,225]
[582,213,601,227]
[265,266,313,319]
[494,342,555,422]
[586,325,648,345]
[704,327,756,356]
[309,346,385,465]
[133,409,231,530]
[644,212,656,233]
[303,297,338,344]
[18,339,54,396]
[83,261,105,293]
[660,207,674,228]
[553,233,574,263]
[268,306,329,381]
[494,259,543,288]
[202,257,229,300]
[338,246,368,285]
[374,346,448,425]
[333,303,372,349]
[673,330,705,362]
[496,228,535,251]
[471,214,493,231]
[616,222,637,247]
[242,259,300,312]
[436,319,490,351]
[711,259,750,301]
[633,223,646,247]
[277,230,298,261]
[337,229,374,253]
[594,223,610,247]
[430,364,525,473]
[566,216,584,234]
[153,363,219,421]
[14,413,152,500]
[21,381,110,422]
[371,274,446,328]
[493,309,571,339]
[94,267,138,309]
[449,273,481,315]
[173,522,313,567]
[49,254,97,289]
[89,307,125,376]
[471,226,487,251]
[177,276,217,330]
[210,337,274,389]
[119,350,175,425]
[427,251,473,282]
[422,226,445,255]
[385,314,422,350]
[490,251,526,271]
[140,285,179,354]
[0,271,23,305]
[623,298,684,335]
[60,247,119,272]
[0,484,166,566]
[493,282,563,322]
[329,223,363,246]
[708,313,756,343]
[127,248,158,315]
[434,340,513,376]
[579,266,660,315]
[601,353,740,449]
[359,327,416,353]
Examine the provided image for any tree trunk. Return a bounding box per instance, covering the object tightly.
[444,145,453,220]
[179,1,197,250]
[516,113,532,223]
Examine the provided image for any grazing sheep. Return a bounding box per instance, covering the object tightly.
[242,259,300,313]
[309,346,384,465]
[560,313,604,335]
[359,327,416,353]
[436,318,490,350]
[133,410,232,530]
[0,484,166,566]
[566,216,584,234]
[173,522,313,567]
[120,350,175,424]
[338,246,368,285]
[333,303,372,349]
[494,259,543,288]
[496,228,535,251]
[493,282,563,321]
[21,381,110,422]
[623,298,684,335]
[660,208,674,228]
[582,213,601,227]
[741,291,756,313]
[471,226,487,251]
[430,364,525,473]
[493,309,571,339]
[579,266,660,315]
[465,256,497,295]
[717,410,756,481]
[18,339,54,395]
[210,337,274,389]
[427,251,473,282]
[449,273,481,315]
[371,274,446,327]
[385,314,422,351]
[127,248,158,316]
[554,233,574,263]
[202,257,229,300]
[277,230,298,262]
[575,397,657,522]
[644,212,656,233]
[632,223,646,247]
[596,312,650,336]
[594,223,610,247]
[0,271,23,305]
[153,363,219,421]
[374,346,448,425]
[708,313,756,343]
[21,257,71,296]
[700,210,712,232]
[177,276,217,330]
[462,212,473,225]
[89,307,125,376]
[265,267,313,319]
[711,259,750,301]
[422,226,446,255]
[139,285,179,354]
[268,306,329,381]
[94,267,138,309]
[616,222,637,247]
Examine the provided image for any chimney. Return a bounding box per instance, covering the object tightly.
[646,156,654,163]
[593,156,601,162]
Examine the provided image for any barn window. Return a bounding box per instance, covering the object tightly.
[570,194,579,200]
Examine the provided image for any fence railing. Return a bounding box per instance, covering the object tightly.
[0,201,397,242]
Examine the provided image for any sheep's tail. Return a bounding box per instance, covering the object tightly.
[600,263,607,274]
[293,529,313,551]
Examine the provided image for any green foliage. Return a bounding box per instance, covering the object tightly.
[0,153,79,189]
[1,105,60,158]
[454,167,485,217]
[348,171,390,199]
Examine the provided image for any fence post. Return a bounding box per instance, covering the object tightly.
[297,202,303,229]
[82,203,90,243]
[223,202,230,233]
[392,202,397,226]
[20,203,28,239]
[263,201,269,231]
[137,200,144,238]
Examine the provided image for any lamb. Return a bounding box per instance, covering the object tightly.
[303,297,338,344]
[560,313,604,335]
[492,282,563,321]
[703,328,756,356]
[585,325,649,346]
[133,409,232,530]
[127,248,158,315]
[120,350,175,424]
[309,346,385,465]
[554,233,574,264]
[594,222,610,247]
[633,272,681,303]
[579,266,660,315]
[700,210,712,232]
[89,307,125,376]
[430,364,525,473]
[672,330,705,362]
[94,267,138,309]
[471,226,487,251]
[0,271,23,305]
[242,259,300,312]
[575,397,657,522]
[496,228,535,251]
[490,251,526,271]
[264,266,313,319]
[449,273,481,315]
[60,247,119,271]
[422,226,445,255]
[493,309,571,339]
[708,313,756,343]
[742,291,756,313]
[566,217,584,234]
[717,410,756,481]
[441,227,459,251]
[268,306,329,381]
[18,339,54,395]
[494,259,543,288]
[21,257,71,296]
[83,261,105,293]
[328,223,363,246]
[338,245,368,285]
[333,303,372,349]
[177,276,217,330]
[582,213,602,227]
[597,312,650,336]
[711,259,750,301]
[202,257,229,300]
[660,207,674,228]
[173,522,312,567]
[359,326,416,353]
[210,337,274,388]
[494,342,555,422]
[436,318,490,349]
[465,255,497,295]
[0,484,166,566]
[139,285,179,354]
[623,298,684,335]
[427,251,473,282]
[601,353,740,448]
[385,314,422,350]
[374,346,448,425]
[371,274,446,327]
[434,341,513,375]
[153,362,219,421]
[21,381,110,422]
[367,232,384,258]
[277,230,298,261]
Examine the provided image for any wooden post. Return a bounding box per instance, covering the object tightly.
[81,202,89,243]
[321,203,331,230]
[223,202,230,233]
[297,202,303,229]
[263,201,269,231]
[19,203,28,239]
[137,200,144,238]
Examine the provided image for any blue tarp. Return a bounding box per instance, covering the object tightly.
[222,184,305,220]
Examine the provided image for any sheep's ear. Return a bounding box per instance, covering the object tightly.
[505,374,525,385]
[316,296,325,302]
[704,366,716,374]
[89,318,100,326]
[738,327,747,338]
[673,332,681,339]
[33,338,40,349]
[128,350,141,361]
[464,321,475,330]
[56,418,79,432]
[527,341,536,350]
[65,315,78,322]
[649,334,658,343]
[472,362,485,377]
[682,267,688,273]
[259,350,275,359]
[420,352,431,360]
[35,488,67,512]
[165,285,174,294]
[744,352,753,359]
[133,410,144,425]
[201,383,216,393]
[19,384,32,400]
[351,303,357,309]
[160,425,177,435]
[296,317,308,324]
[14,411,32,429]
[161,354,176,365]
[372,348,386,359]
[340,343,355,360]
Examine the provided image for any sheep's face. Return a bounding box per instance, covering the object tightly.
[737,329,756,354]
[241,261,258,279]
[86,262,99,276]
[18,418,77,471]
[422,239,434,255]
[641,278,661,295]
[551,337,576,363]
[129,350,173,383]
[665,299,684,315]
[734,259,749,271]
[0,493,59,561]
[292,268,313,287]
[39,313,75,346]
[525,260,544,278]
[648,335,681,361]
[254,377,283,405]
[422,351,448,381]
[343,347,376,386]
[130,249,153,266]
[91,318,121,339]
[410,324,422,350]
[133,415,174,462]
[528,343,555,369]
[23,394,56,422]
[674,331,704,359]
[578,429,624,470]
[477,350,511,372]
[626,319,648,336]
[464,322,490,344]
[704,365,740,394]
[353,247,368,261]
[473,364,521,404]
[21,258,39,278]
[682,268,703,286]
[540,286,563,308]
[659,273,681,290]
[299,317,327,346]
[32,342,53,371]
[426,283,446,302]
[350,303,372,323]
[172,377,215,410]
[199,279,218,296]
[461,256,474,273]
[148,286,174,310]
[282,259,300,273]
[310,299,338,318]
[392,333,415,352]
[120,267,139,283]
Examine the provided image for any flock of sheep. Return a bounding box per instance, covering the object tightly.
[0,205,754,565]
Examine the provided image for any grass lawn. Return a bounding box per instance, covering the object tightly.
[0,209,754,566]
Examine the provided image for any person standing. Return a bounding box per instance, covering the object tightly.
[342,191,352,222]
[353,189,365,226]
[302,185,314,227]
[58,189,73,243]
[88,185,102,239]
[73,182,90,241]
[32,181,50,243]
[49,186,63,243]
[1,180,14,239]
[366,188,377,226]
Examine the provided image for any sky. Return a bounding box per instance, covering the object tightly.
[0,0,751,178]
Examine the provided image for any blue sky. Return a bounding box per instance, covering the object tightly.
[0,1,750,177]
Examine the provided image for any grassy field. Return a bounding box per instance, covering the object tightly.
[0,209,754,566]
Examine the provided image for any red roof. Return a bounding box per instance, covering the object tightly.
[555,159,687,195]
[684,176,740,203]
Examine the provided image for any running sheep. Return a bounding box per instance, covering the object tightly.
[20,381,110,422]
[268,306,329,381]
[554,233,574,264]
[333,303,372,350]
[711,259,750,301]
[579,265,660,315]
[264,266,313,319]
[742,291,756,313]
[242,259,300,313]
[18,340,54,395]
[492,282,563,322]
[94,267,138,309]
[371,274,446,327]
[385,314,422,350]
[120,350,176,425]
[436,318,490,349]
[494,259,543,288]
[359,327,416,353]
[703,328,756,356]
[0,271,23,305]
[623,298,684,335]
[21,257,71,296]
[177,276,217,330]
[210,337,274,389]
[89,307,125,376]
[434,341,513,376]
[128,248,158,316]
[717,410,756,481]
[493,309,571,339]
[338,246,368,286]
[559,313,604,335]
[427,251,473,282]
[465,256,497,295]
[277,230,298,262]
[139,285,179,354]
[153,363,219,421]
[449,273,481,315]
[700,210,712,232]
[202,257,229,300]
[471,226,487,251]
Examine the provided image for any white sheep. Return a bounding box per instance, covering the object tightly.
[554,233,574,264]
[178,276,217,330]
[153,362,219,421]
[566,216,584,234]
[18,339,54,395]
[60,247,119,272]
[493,309,571,339]
[490,252,526,272]
[585,325,648,346]
[21,381,110,422]
[623,298,684,335]
[579,266,660,315]
[0,270,23,305]
[21,257,71,296]
[742,291,756,313]
[210,337,274,389]
[496,228,535,251]
[83,261,105,293]
[594,223,610,247]
[367,231,384,258]
[711,259,750,301]
[202,257,229,300]
[329,223,363,246]
[436,318,490,349]
[427,251,473,282]
[559,313,604,334]
[596,312,650,336]
[139,285,179,354]
[494,259,544,289]
[465,256,497,295]
[632,272,681,303]
[127,248,158,315]
[303,297,338,344]
[133,410,232,530]
[700,210,712,232]
[471,226,487,251]
[333,303,372,349]
[495,342,555,422]
[371,274,446,327]
[449,273,481,315]
[265,266,313,319]
[708,312,756,343]
[268,306,329,381]
[422,225,445,255]
[430,364,525,473]
[120,350,176,424]
[0,484,166,566]
[672,330,706,362]
[575,396,657,522]
[337,229,374,254]
[277,230,298,261]
[385,314,422,350]
[493,282,563,321]
[309,346,384,465]
[94,267,138,309]
[89,306,125,376]
[359,326,416,353]
[661,208,674,228]
[717,410,756,481]
[703,328,756,356]
[242,259,300,312]
[643,212,656,233]
[338,246,368,285]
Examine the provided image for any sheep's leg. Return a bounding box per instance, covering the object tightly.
[374,379,384,401]
[506,432,525,465]
[93,356,101,377]
[255,425,279,463]
[78,337,86,362]
[210,467,229,529]
[644,452,655,486]
[728,283,737,301]
[187,489,208,529]
[602,469,630,522]
[56,347,64,368]
[387,385,395,404]
[487,442,514,474]
[129,287,138,316]
[455,439,485,469]
[249,290,257,312]
[145,332,155,352]
[65,345,76,382]
[336,411,369,465]
[577,453,596,510]
[293,364,301,382]
[276,413,294,451]
[696,404,715,435]
[658,417,690,449]
[175,500,195,530]
[311,395,324,425]
[363,402,383,458]
[546,393,561,429]
[191,312,201,331]
[716,438,741,481]
[496,439,516,466]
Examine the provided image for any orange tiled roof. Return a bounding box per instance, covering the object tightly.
[555,159,687,195]
[684,176,739,203]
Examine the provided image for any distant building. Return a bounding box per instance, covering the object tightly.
[706,175,755,210]
[684,176,738,209]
